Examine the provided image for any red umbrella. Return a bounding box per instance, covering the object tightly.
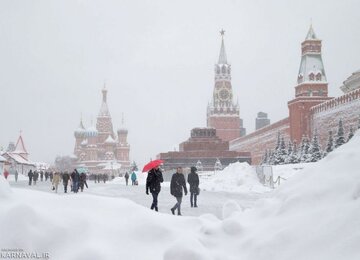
[142,159,164,172]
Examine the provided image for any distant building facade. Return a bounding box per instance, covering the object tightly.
[255,112,270,130]
[1,134,35,174]
[73,87,130,174]
[157,128,250,171]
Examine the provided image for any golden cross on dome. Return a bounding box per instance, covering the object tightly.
[220,29,225,37]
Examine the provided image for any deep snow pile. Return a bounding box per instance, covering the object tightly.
[271,162,315,181]
[220,131,360,260]
[201,162,270,193]
[1,132,360,260]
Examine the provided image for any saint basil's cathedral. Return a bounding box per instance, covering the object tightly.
[73,87,130,174]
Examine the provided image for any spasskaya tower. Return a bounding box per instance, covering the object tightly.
[207,30,246,142]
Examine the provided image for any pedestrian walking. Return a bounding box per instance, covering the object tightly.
[14,168,18,182]
[170,167,187,216]
[28,169,34,185]
[131,171,137,185]
[188,166,200,208]
[124,172,129,186]
[146,165,164,212]
[3,169,9,179]
[40,171,44,181]
[79,172,88,192]
[49,172,53,182]
[33,171,39,185]
[71,169,80,193]
[45,171,49,181]
[52,172,61,193]
[62,171,70,193]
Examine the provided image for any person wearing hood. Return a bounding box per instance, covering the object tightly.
[170,167,187,216]
[187,166,200,208]
[131,171,137,185]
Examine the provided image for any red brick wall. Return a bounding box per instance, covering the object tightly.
[288,97,332,144]
[208,116,240,141]
[310,89,360,148]
[230,118,290,165]
[180,140,228,151]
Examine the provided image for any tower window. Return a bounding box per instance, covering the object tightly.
[316,73,322,81]
[222,66,226,74]
[309,73,315,81]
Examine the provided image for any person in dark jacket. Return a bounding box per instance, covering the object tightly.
[33,171,39,185]
[71,169,80,193]
[45,171,49,181]
[62,172,70,193]
[28,170,33,185]
[131,171,137,185]
[124,172,129,186]
[146,166,164,212]
[170,167,187,216]
[187,166,200,207]
[79,173,88,192]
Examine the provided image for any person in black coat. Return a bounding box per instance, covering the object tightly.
[187,166,200,207]
[28,170,34,186]
[33,171,39,185]
[62,172,70,193]
[71,169,80,193]
[79,173,88,192]
[146,166,164,212]
[170,167,187,216]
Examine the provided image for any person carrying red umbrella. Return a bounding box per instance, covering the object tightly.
[144,160,164,212]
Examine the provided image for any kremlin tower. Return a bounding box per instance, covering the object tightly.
[288,25,333,143]
[207,30,246,142]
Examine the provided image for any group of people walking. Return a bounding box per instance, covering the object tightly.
[27,170,54,185]
[27,169,88,193]
[146,165,200,216]
[52,169,88,193]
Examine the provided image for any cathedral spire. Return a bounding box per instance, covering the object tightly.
[218,29,227,64]
[99,85,110,117]
[305,23,317,40]
[102,83,107,103]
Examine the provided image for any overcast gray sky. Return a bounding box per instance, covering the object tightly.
[1,0,360,167]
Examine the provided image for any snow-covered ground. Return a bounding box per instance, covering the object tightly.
[1,132,360,260]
